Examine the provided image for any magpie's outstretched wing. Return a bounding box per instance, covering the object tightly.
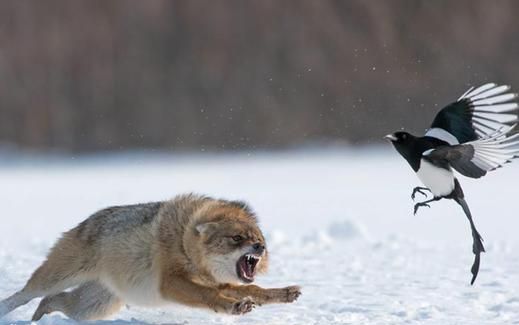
[424,126,519,179]
[425,83,518,145]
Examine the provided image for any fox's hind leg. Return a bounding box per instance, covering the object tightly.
[0,232,97,318]
[32,281,123,321]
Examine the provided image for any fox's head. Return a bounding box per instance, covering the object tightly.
[190,200,268,284]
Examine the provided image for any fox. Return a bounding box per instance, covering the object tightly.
[0,194,301,321]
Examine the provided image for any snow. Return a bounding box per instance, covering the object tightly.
[1,147,519,324]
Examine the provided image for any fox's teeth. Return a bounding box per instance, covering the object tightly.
[244,254,260,265]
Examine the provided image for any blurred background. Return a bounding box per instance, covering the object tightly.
[1,0,519,153]
[2,5,519,322]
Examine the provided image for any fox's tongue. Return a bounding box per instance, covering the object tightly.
[238,255,259,282]
[244,260,254,278]
[240,258,254,278]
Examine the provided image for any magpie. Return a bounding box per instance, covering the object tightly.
[385,83,519,285]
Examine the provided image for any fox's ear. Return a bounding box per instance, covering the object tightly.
[195,222,219,235]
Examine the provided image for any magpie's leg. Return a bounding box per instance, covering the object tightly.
[413,196,441,215]
[452,179,485,285]
[411,187,432,200]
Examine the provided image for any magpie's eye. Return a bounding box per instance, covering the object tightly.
[232,235,244,242]
[401,134,407,140]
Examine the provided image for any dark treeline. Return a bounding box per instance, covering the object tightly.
[1,1,518,152]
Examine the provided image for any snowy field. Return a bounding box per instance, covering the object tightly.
[1,147,519,325]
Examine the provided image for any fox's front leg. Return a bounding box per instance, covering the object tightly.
[219,284,301,305]
[160,275,254,315]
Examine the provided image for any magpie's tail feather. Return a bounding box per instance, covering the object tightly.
[454,195,485,285]
[470,253,481,285]
[472,228,486,254]
[470,227,485,285]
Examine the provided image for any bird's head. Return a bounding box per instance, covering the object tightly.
[384,131,413,144]
[384,131,417,160]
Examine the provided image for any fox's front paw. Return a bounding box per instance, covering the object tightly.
[232,296,255,315]
[282,285,302,303]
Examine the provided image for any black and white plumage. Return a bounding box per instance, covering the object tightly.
[385,83,519,285]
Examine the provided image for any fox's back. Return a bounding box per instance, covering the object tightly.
[74,202,163,243]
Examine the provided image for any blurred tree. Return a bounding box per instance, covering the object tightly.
[0,0,518,152]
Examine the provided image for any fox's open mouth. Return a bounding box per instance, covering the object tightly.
[237,254,260,283]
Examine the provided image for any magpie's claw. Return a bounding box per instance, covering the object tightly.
[411,187,431,201]
[413,202,430,215]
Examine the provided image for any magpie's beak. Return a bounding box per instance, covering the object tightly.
[384,134,397,141]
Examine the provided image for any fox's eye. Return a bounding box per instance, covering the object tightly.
[232,235,244,242]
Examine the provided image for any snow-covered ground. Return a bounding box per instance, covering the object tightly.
[1,147,519,325]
